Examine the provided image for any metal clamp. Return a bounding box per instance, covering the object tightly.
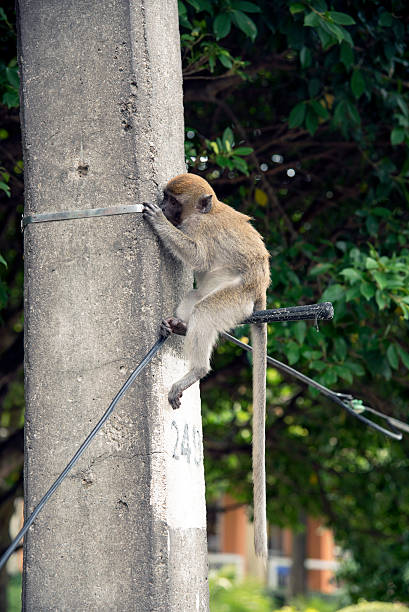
[21,203,144,231]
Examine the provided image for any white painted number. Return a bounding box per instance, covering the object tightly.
[171,421,202,465]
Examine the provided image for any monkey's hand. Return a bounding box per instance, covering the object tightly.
[160,317,187,337]
[142,202,166,229]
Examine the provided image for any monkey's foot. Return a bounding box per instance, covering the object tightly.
[160,317,187,337]
[168,385,183,410]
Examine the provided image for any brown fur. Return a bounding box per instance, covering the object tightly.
[143,173,270,558]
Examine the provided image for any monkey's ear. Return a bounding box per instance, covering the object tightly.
[197,194,212,214]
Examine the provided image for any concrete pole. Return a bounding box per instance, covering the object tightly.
[18,1,209,610]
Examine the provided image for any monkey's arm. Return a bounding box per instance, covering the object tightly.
[143,202,205,268]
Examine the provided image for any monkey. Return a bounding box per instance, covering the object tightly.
[143,173,270,559]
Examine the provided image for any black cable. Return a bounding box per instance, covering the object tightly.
[222,332,405,441]
[4,302,329,569]
[242,302,334,324]
[2,302,405,569]
[0,336,168,571]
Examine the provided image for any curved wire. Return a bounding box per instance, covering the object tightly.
[222,332,404,441]
[0,336,168,571]
[2,322,406,569]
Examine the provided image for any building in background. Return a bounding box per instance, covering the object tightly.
[208,496,339,594]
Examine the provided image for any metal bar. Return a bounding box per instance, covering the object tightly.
[22,203,144,229]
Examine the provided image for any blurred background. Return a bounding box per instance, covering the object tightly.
[1,1,409,610]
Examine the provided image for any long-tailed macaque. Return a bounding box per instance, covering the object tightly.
[143,173,270,558]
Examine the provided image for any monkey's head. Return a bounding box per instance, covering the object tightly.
[161,174,216,226]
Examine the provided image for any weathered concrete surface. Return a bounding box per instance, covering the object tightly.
[18,1,209,610]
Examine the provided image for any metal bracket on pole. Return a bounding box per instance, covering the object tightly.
[22,204,144,230]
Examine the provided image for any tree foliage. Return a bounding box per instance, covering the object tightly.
[179,0,409,601]
[0,0,409,602]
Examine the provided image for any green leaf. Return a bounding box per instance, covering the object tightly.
[0,181,10,197]
[213,13,232,39]
[303,350,323,360]
[328,11,355,26]
[233,146,253,156]
[185,0,201,10]
[396,95,409,118]
[340,41,354,68]
[305,107,318,135]
[338,27,353,46]
[308,78,321,97]
[304,12,320,27]
[232,156,249,175]
[289,102,306,128]
[334,337,347,361]
[340,268,363,284]
[351,69,365,98]
[371,207,391,218]
[310,360,326,372]
[218,54,233,69]
[223,127,234,147]
[335,365,353,384]
[345,360,364,376]
[321,283,344,302]
[2,91,19,108]
[391,127,405,145]
[293,321,307,345]
[0,254,7,268]
[396,345,409,369]
[300,47,311,68]
[0,280,8,310]
[320,369,338,386]
[345,101,361,124]
[371,270,389,290]
[309,263,333,276]
[215,154,229,168]
[366,215,379,236]
[345,285,360,301]
[360,283,375,300]
[379,11,394,27]
[195,0,213,12]
[323,21,345,43]
[333,100,346,125]
[178,1,191,27]
[286,342,300,365]
[386,344,399,370]
[310,100,329,119]
[317,26,333,50]
[6,67,19,89]
[231,10,257,41]
[289,2,305,15]
[365,257,378,270]
[232,1,262,13]
[375,289,388,310]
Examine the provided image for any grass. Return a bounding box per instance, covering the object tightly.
[7,574,21,612]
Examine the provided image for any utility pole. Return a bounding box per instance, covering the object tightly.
[18,1,209,610]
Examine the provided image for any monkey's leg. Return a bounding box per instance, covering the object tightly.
[176,289,201,322]
[168,287,253,409]
[168,366,209,410]
[161,289,201,337]
[168,310,218,409]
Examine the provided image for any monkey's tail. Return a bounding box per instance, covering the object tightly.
[251,297,268,560]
